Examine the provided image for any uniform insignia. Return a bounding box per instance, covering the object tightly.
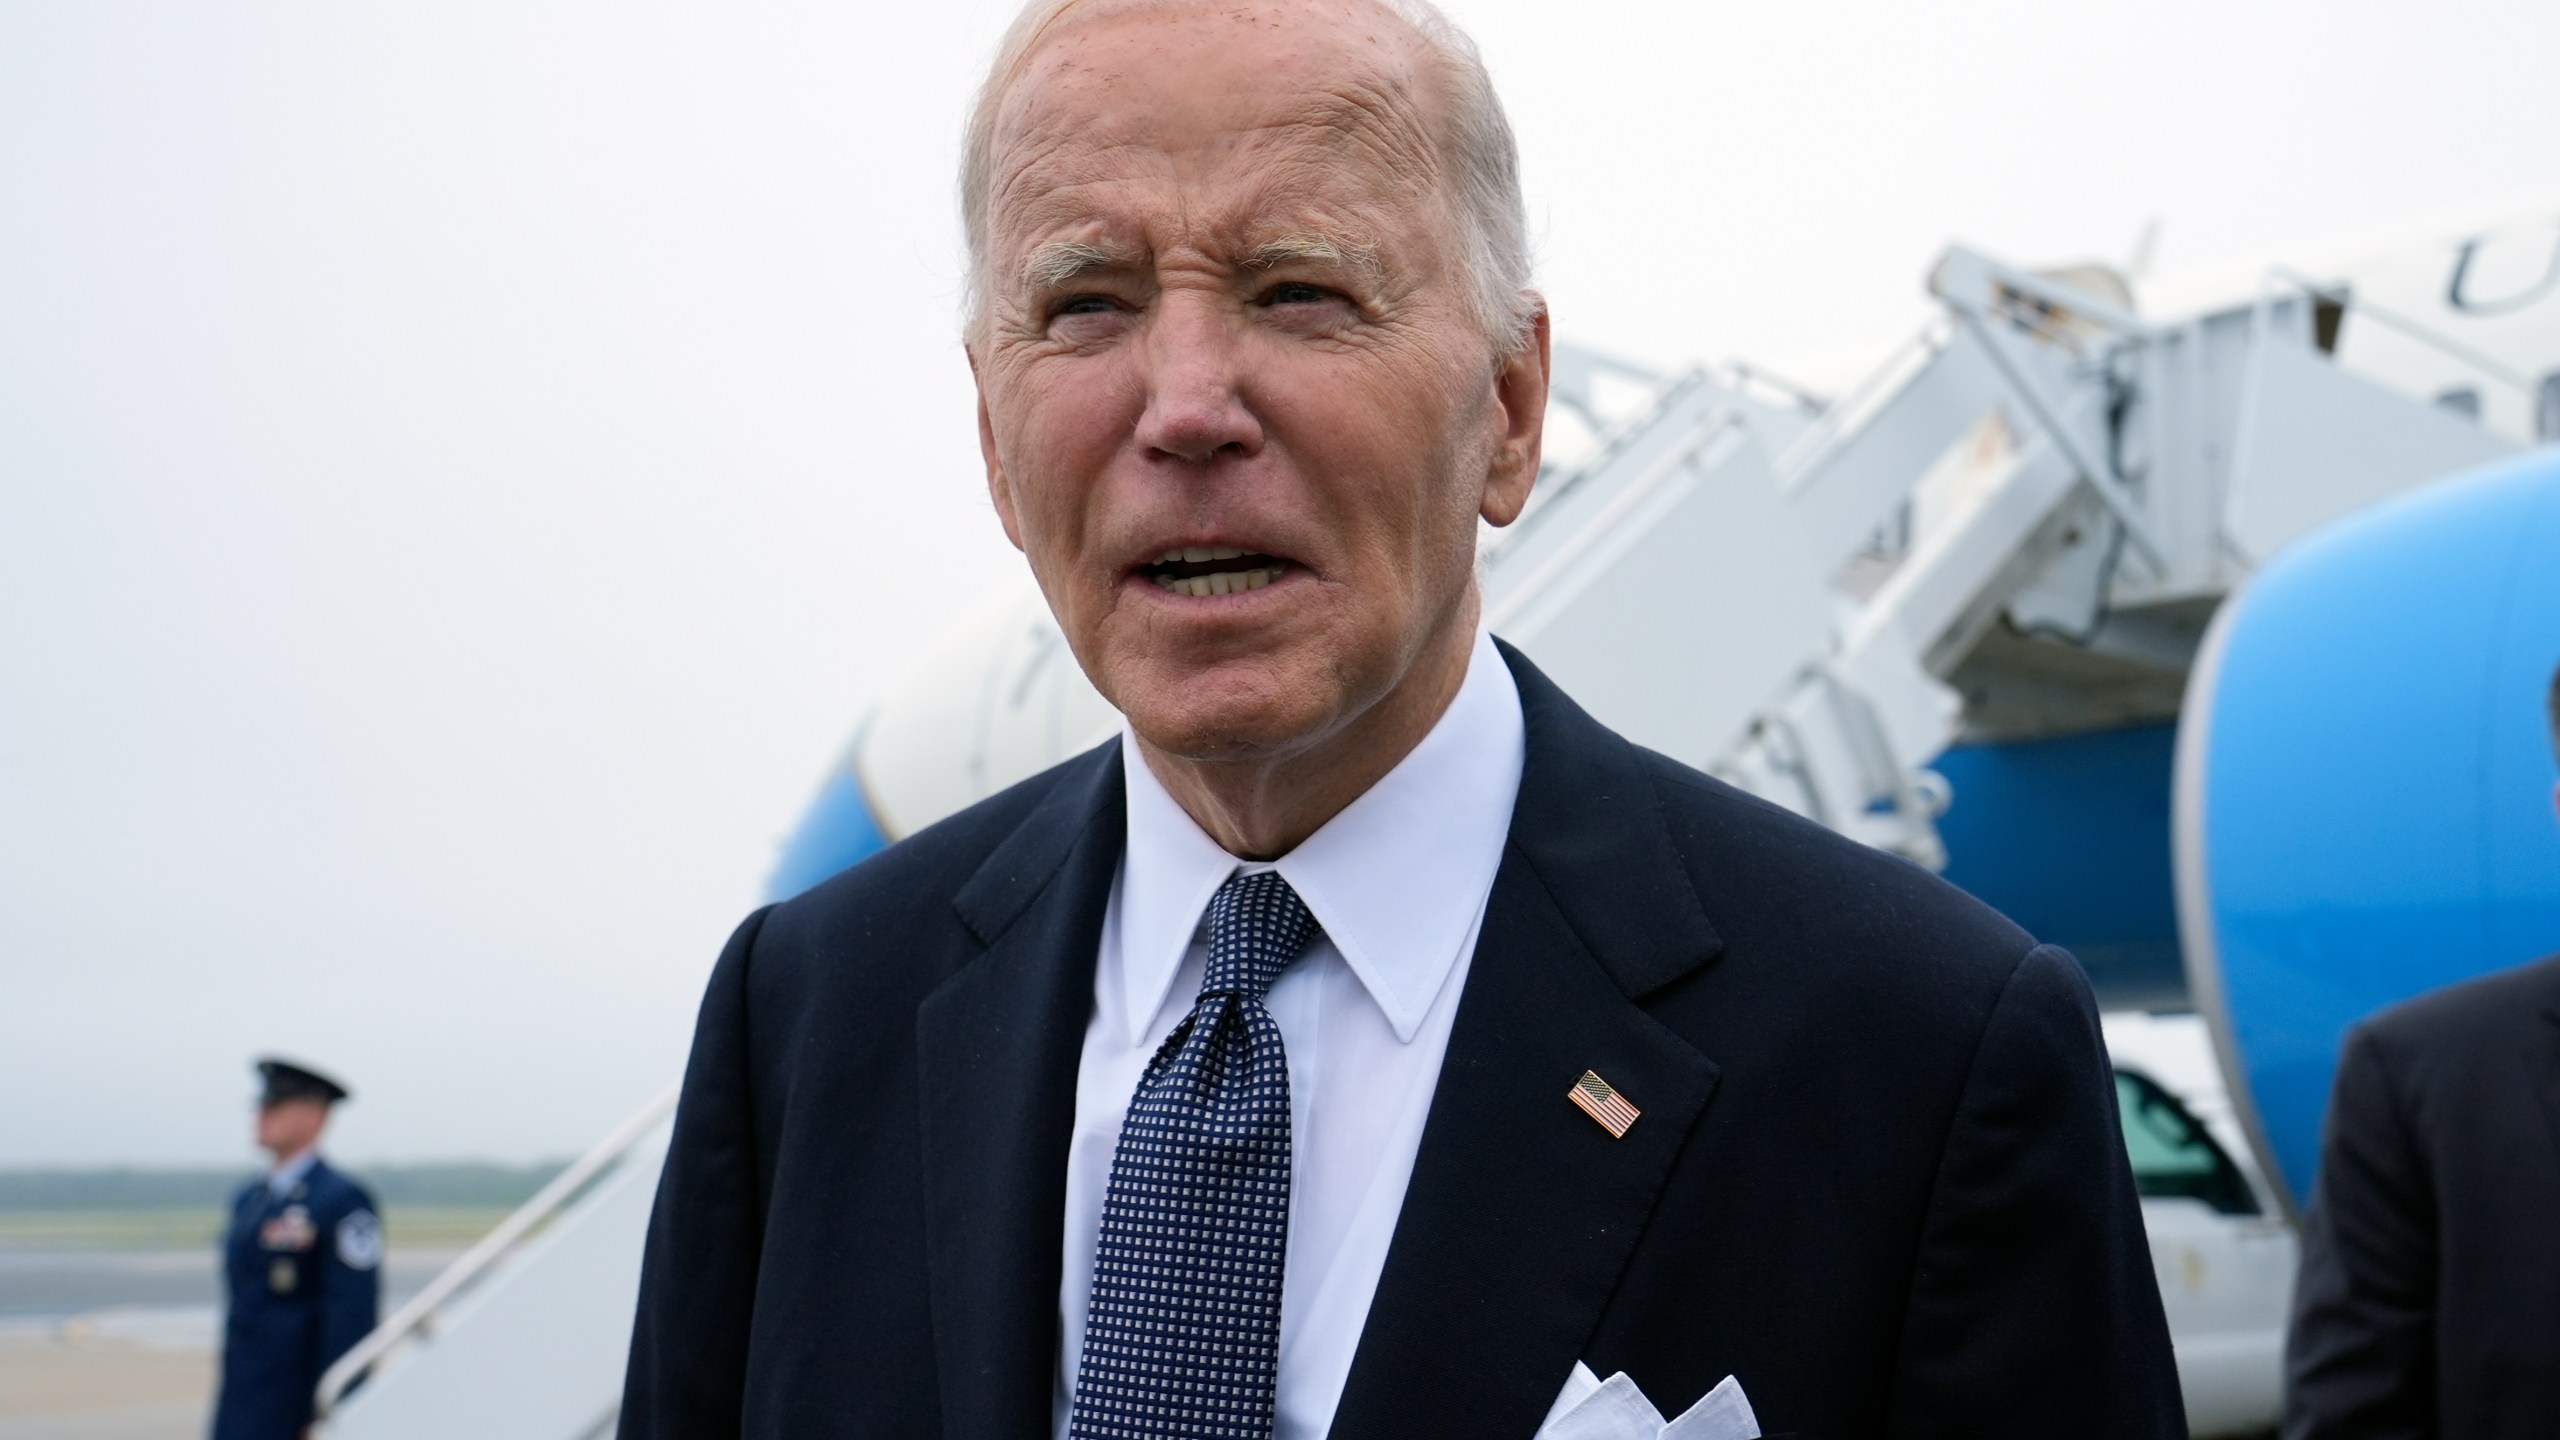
[269,1256,298,1294]
[260,1205,317,1252]
[336,1208,383,1271]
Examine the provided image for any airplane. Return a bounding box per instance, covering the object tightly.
[311,191,2560,1440]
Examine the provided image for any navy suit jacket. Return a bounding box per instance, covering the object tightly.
[623,643,2182,1439]
[2284,952,2560,1440]
[213,1155,381,1440]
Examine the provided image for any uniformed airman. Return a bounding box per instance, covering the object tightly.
[211,1058,382,1440]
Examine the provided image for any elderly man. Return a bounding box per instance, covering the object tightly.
[621,1,2182,1436]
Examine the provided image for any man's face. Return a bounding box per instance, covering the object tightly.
[256,1098,328,1160]
[970,0,1545,766]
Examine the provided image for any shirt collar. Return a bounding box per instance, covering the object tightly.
[268,1148,318,1197]
[1114,629,1525,1045]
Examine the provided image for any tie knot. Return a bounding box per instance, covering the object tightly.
[1201,870,1318,1002]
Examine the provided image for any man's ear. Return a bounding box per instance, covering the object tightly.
[971,346,1028,553]
[1480,302,1550,529]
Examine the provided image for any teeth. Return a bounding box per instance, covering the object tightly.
[1209,546,1244,560]
[1154,563,1288,598]
[1181,545,1212,562]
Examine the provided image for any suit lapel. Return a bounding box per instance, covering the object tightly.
[1328,644,1726,1440]
[916,744,1126,1440]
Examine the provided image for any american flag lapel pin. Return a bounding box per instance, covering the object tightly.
[1568,1069,1640,1138]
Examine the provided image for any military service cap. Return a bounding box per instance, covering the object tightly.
[255,1057,351,1107]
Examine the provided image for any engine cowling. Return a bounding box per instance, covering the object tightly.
[2176,447,2560,1214]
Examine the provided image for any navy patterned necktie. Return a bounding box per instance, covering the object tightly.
[1069,869,1320,1440]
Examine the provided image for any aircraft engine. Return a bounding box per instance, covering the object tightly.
[2176,447,2560,1214]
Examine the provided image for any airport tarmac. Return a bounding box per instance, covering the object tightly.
[0,1246,458,1438]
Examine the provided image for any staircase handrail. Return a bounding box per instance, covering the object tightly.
[313,1083,680,1418]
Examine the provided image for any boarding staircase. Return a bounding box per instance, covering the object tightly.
[1484,248,2518,868]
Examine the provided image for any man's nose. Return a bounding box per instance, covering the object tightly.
[1133,300,1263,465]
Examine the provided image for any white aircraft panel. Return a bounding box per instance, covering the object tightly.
[861,580,1055,839]
[1497,425,1830,771]
[2226,342,2516,563]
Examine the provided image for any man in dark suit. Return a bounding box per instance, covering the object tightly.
[2284,666,2560,1439]
[212,1058,382,1440]
[622,0,2182,1435]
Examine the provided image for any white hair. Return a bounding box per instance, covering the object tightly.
[957,0,1537,352]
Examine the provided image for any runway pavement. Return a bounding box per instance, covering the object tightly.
[0,1246,459,1436]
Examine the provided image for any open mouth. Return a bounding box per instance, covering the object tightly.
[1138,546,1294,598]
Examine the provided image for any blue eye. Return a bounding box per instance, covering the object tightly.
[1054,296,1117,316]
[1266,282,1332,306]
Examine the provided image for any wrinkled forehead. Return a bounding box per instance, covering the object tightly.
[984,1,1448,252]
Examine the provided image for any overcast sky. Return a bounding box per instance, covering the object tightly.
[5,0,2555,1168]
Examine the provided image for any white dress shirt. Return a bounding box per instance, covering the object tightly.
[1053,629,1527,1440]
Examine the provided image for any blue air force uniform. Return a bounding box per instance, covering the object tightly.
[212,1061,382,1440]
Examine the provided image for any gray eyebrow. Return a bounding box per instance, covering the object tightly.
[1246,233,1383,286]
[1014,234,1386,294]
[1017,240,1133,291]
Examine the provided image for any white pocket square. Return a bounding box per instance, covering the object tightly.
[1533,1361,1760,1440]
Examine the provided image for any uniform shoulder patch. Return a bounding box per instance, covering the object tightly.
[336,1208,383,1271]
